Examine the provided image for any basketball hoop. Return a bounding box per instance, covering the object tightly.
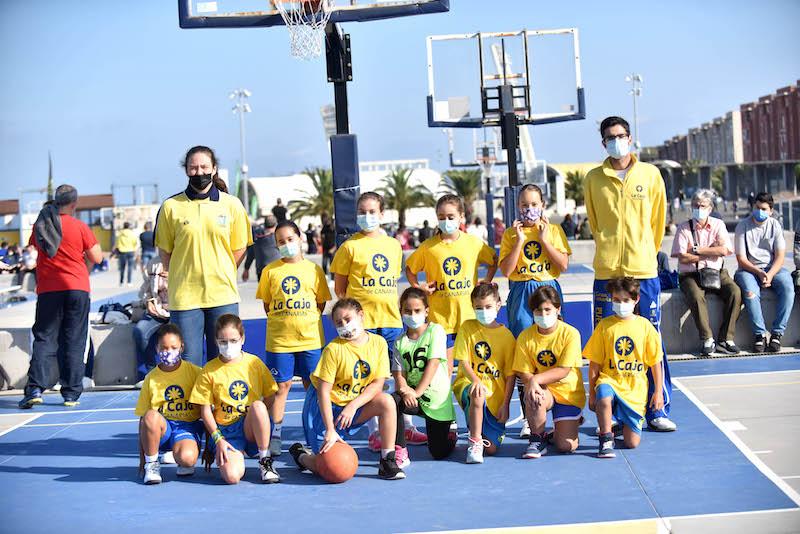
[274,0,333,60]
[476,145,496,177]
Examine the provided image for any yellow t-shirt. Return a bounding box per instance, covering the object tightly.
[115,229,139,254]
[499,224,571,282]
[452,320,516,418]
[154,190,253,311]
[405,233,497,334]
[583,315,662,416]
[256,258,331,352]
[330,233,402,329]
[311,333,390,407]
[189,352,278,426]
[513,321,585,409]
[134,361,202,422]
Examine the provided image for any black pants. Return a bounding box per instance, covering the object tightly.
[392,392,455,460]
[322,249,334,275]
[25,290,90,400]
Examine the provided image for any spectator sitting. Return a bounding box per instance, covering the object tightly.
[15,245,38,286]
[0,240,7,261]
[560,213,577,240]
[671,189,741,356]
[133,256,170,388]
[734,192,795,352]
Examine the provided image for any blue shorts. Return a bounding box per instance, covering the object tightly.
[264,349,322,383]
[302,385,367,454]
[446,333,457,349]
[459,389,505,448]
[551,402,582,423]
[596,384,644,435]
[367,327,404,349]
[507,279,564,337]
[210,417,259,458]
[159,419,203,453]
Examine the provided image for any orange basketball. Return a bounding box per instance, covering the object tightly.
[316,441,358,483]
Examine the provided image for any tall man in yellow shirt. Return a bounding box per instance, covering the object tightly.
[583,116,675,432]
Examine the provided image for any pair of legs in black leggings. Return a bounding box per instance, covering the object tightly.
[392,392,456,460]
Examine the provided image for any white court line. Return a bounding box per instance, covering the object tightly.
[782,475,800,480]
[753,450,774,455]
[24,419,139,428]
[0,407,133,418]
[677,369,800,380]
[673,377,800,507]
[664,507,800,522]
[0,414,43,437]
[722,421,747,431]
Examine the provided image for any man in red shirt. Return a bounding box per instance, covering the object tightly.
[19,185,103,409]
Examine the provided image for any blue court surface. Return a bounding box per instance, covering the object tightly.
[1,355,798,533]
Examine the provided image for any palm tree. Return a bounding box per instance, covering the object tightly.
[378,168,435,227]
[440,169,482,221]
[564,170,586,207]
[288,167,334,221]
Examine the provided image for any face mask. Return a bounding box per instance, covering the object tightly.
[438,218,460,234]
[279,242,300,259]
[218,341,242,362]
[521,207,542,223]
[692,207,711,221]
[475,308,497,326]
[357,213,381,231]
[336,319,362,340]
[612,301,636,319]
[533,313,558,329]
[753,209,769,223]
[157,348,181,367]
[189,173,213,190]
[402,313,426,330]
[605,137,630,159]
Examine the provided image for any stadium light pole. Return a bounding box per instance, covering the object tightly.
[230,88,252,215]
[625,74,643,151]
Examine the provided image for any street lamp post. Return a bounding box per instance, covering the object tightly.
[229,88,252,215]
[625,74,643,151]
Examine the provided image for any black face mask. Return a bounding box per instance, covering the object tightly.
[189,173,213,190]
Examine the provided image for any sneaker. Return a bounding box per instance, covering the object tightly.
[598,434,616,459]
[378,452,406,480]
[701,338,715,357]
[176,465,195,477]
[160,451,176,464]
[82,377,95,390]
[63,399,80,407]
[394,445,411,469]
[595,422,623,437]
[519,419,531,439]
[404,427,428,446]
[367,432,382,452]
[269,435,282,457]
[522,435,547,459]
[716,341,741,355]
[753,334,767,353]
[466,437,489,464]
[18,392,43,409]
[143,461,162,484]
[134,380,144,390]
[768,333,782,353]
[258,456,280,483]
[289,442,311,472]
[648,417,677,432]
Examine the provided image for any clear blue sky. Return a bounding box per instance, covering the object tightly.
[1,0,798,201]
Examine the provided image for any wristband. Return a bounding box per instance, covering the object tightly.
[211,429,223,444]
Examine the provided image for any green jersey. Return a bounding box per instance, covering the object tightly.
[391,322,455,422]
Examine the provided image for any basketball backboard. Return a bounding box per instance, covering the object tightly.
[427,28,585,128]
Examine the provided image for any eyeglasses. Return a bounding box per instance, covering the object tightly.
[603,133,629,143]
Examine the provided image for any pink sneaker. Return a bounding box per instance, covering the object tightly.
[394,445,411,468]
[368,431,382,452]
[404,427,428,446]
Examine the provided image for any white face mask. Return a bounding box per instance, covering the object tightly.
[606,137,631,159]
[357,213,381,231]
[218,341,242,362]
[438,218,460,234]
[612,301,636,318]
[402,313,426,330]
[279,241,300,259]
[475,308,497,326]
[533,313,558,330]
[692,207,711,221]
[336,319,362,340]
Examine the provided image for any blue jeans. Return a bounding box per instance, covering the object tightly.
[133,313,162,380]
[171,303,239,367]
[141,251,156,268]
[118,251,135,284]
[734,268,794,336]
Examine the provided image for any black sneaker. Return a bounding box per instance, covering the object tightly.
[716,341,741,355]
[753,334,767,353]
[768,333,782,353]
[378,452,406,480]
[289,442,311,472]
[522,434,548,459]
[258,456,280,483]
[18,391,43,409]
[598,433,616,459]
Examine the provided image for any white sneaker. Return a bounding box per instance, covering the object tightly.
[648,417,677,432]
[82,377,95,390]
[176,465,195,477]
[269,435,282,457]
[134,380,144,390]
[160,451,175,464]
[519,419,531,439]
[143,461,162,484]
[52,383,62,392]
[259,456,280,483]
[466,437,488,464]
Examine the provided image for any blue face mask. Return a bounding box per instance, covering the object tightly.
[279,241,299,259]
[752,209,769,223]
[475,308,497,326]
[605,137,630,159]
[357,213,381,231]
[438,218,460,234]
[401,313,426,330]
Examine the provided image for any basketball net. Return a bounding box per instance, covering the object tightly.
[274,0,334,60]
